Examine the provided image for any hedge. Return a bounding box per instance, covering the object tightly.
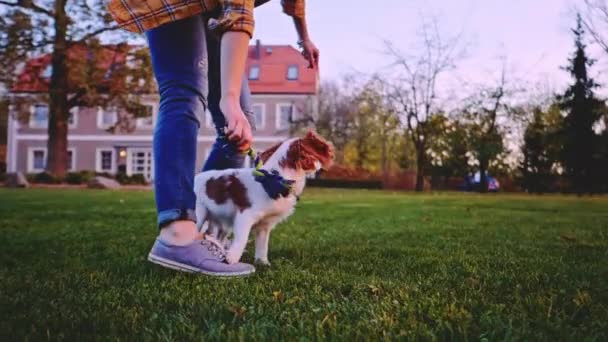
[307,178,383,189]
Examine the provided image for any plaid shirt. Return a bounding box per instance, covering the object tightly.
[108,0,305,37]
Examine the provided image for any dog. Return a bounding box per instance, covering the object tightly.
[193,131,334,265]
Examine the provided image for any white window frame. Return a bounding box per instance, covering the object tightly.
[96,148,116,173]
[68,107,78,129]
[97,107,118,129]
[287,65,299,80]
[41,65,52,78]
[275,103,293,130]
[249,65,260,80]
[67,148,76,172]
[29,104,49,129]
[136,103,156,129]
[252,103,266,129]
[126,148,154,181]
[27,147,47,173]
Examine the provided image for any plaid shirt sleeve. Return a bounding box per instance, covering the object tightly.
[208,0,255,37]
[108,0,256,37]
[281,0,305,18]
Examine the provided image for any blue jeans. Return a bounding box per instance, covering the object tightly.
[146,15,253,227]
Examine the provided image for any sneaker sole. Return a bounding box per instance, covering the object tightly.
[147,253,255,277]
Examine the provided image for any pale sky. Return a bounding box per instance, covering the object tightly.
[252,0,608,95]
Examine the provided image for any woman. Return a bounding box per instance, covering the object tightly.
[108,0,319,276]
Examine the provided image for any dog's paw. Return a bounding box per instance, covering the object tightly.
[255,258,271,267]
[225,250,241,264]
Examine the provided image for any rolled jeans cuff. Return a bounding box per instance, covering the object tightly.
[158,208,197,228]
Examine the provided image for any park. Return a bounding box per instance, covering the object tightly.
[1,0,608,340]
[1,188,607,339]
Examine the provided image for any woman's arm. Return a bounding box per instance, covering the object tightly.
[292,16,319,69]
[282,0,319,69]
[220,31,252,150]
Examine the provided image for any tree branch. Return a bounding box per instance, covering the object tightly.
[76,25,121,42]
[0,0,53,17]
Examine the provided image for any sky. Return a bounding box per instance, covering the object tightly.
[252,0,608,95]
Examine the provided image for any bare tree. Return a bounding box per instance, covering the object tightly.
[459,64,522,192]
[384,18,466,191]
[582,0,608,53]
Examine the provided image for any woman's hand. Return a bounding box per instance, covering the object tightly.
[220,97,252,152]
[299,39,319,69]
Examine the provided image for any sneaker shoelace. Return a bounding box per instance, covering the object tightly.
[201,238,226,261]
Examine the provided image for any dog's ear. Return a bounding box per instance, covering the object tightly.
[301,130,334,169]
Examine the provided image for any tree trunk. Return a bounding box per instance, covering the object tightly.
[381,136,388,182]
[479,158,488,193]
[46,0,69,177]
[415,144,425,192]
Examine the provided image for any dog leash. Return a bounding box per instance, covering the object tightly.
[216,127,296,199]
[244,147,296,199]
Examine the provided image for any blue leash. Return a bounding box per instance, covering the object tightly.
[245,147,296,200]
[216,127,295,199]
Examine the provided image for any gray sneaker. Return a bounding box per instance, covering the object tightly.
[147,238,255,277]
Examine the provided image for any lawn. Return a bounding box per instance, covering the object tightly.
[0,188,607,340]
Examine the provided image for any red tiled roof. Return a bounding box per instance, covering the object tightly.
[12,42,318,95]
[246,43,318,94]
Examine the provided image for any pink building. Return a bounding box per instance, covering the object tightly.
[5,41,319,180]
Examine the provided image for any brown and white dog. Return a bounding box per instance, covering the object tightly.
[194,131,334,265]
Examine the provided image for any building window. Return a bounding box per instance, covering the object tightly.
[127,148,154,181]
[29,148,46,172]
[136,105,155,128]
[67,149,76,171]
[96,149,115,173]
[287,65,299,80]
[68,107,78,129]
[249,65,260,80]
[30,104,49,128]
[252,104,265,129]
[97,107,118,129]
[41,65,52,78]
[276,104,292,130]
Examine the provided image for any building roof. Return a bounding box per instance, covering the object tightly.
[12,41,319,95]
[246,41,318,95]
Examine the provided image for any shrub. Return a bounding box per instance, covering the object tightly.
[0,172,6,183]
[307,178,383,189]
[115,172,148,185]
[64,172,83,184]
[64,171,95,185]
[129,174,148,185]
[33,172,61,184]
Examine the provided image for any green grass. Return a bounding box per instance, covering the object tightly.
[1,188,607,340]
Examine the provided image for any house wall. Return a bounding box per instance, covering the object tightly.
[7,93,317,178]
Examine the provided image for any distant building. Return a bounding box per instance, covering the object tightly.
[5,40,319,180]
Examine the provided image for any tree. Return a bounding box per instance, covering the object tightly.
[459,67,517,192]
[582,0,608,54]
[313,81,355,165]
[385,18,465,191]
[425,115,471,187]
[0,1,151,177]
[520,105,562,193]
[350,78,400,177]
[558,15,606,194]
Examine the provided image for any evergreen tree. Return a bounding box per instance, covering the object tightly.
[558,15,606,194]
[520,105,561,193]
